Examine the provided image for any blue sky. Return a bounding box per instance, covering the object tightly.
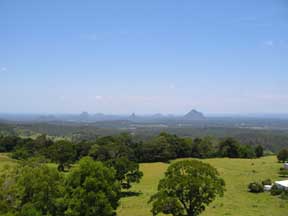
[1,0,288,114]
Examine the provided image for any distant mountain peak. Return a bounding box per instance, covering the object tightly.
[79,111,90,120]
[152,113,164,118]
[184,109,206,120]
[129,113,136,119]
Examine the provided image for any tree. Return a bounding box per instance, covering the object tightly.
[49,140,76,171]
[139,135,176,162]
[75,141,93,159]
[0,160,64,215]
[149,160,225,216]
[191,137,215,158]
[218,138,241,158]
[11,146,30,160]
[106,157,143,189]
[277,148,288,162]
[158,133,192,158]
[0,136,20,152]
[64,157,121,216]
[88,134,132,161]
[239,145,256,158]
[255,145,264,158]
[34,134,53,157]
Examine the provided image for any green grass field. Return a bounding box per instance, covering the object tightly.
[118,156,288,216]
[0,153,16,168]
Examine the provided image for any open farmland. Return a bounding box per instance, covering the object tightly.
[118,156,288,216]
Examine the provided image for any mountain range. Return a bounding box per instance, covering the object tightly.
[0,109,206,123]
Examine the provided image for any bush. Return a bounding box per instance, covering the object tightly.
[278,169,288,177]
[270,184,282,196]
[277,148,288,162]
[280,190,288,200]
[248,182,264,193]
[261,179,272,186]
[11,147,30,160]
[255,145,264,158]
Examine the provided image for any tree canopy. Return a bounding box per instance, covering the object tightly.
[277,148,288,162]
[105,157,143,189]
[64,157,121,216]
[0,157,122,216]
[149,160,225,216]
[0,160,64,216]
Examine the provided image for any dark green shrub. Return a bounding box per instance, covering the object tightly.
[11,147,31,160]
[280,190,288,200]
[279,169,288,177]
[248,182,264,193]
[277,148,288,162]
[255,145,264,158]
[270,184,282,196]
[261,179,272,186]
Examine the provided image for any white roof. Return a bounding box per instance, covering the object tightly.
[275,180,288,187]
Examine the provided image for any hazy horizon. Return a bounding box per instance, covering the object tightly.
[2,111,288,118]
[1,0,288,114]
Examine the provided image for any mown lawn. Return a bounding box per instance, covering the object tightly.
[118,156,288,216]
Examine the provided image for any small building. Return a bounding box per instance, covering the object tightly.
[284,163,288,170]
[275,180,288,190]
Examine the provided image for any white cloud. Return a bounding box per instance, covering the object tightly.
[95,95,103,100]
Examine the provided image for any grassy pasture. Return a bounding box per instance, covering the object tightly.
[0,153,16,168]
[118,156,288,216]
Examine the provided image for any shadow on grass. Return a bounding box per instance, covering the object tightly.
[120,191,142,198]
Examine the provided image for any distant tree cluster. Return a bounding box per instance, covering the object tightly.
[218,138,264,159]
[0,134,143,191]
[0,133,264,167]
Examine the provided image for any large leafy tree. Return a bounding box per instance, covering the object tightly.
[158,132,192,158]
[106,157,143,189]
[277,148,288,162]
[255,145,264,158]
[149,160,225,216]
[218,138,241,158]
[64,157,121,216]
[191,137,216,158]
[88,134,133,161]
[49,140,76,171]
[0,160,64,216]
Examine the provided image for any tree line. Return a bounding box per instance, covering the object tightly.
[0,132,264,167]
